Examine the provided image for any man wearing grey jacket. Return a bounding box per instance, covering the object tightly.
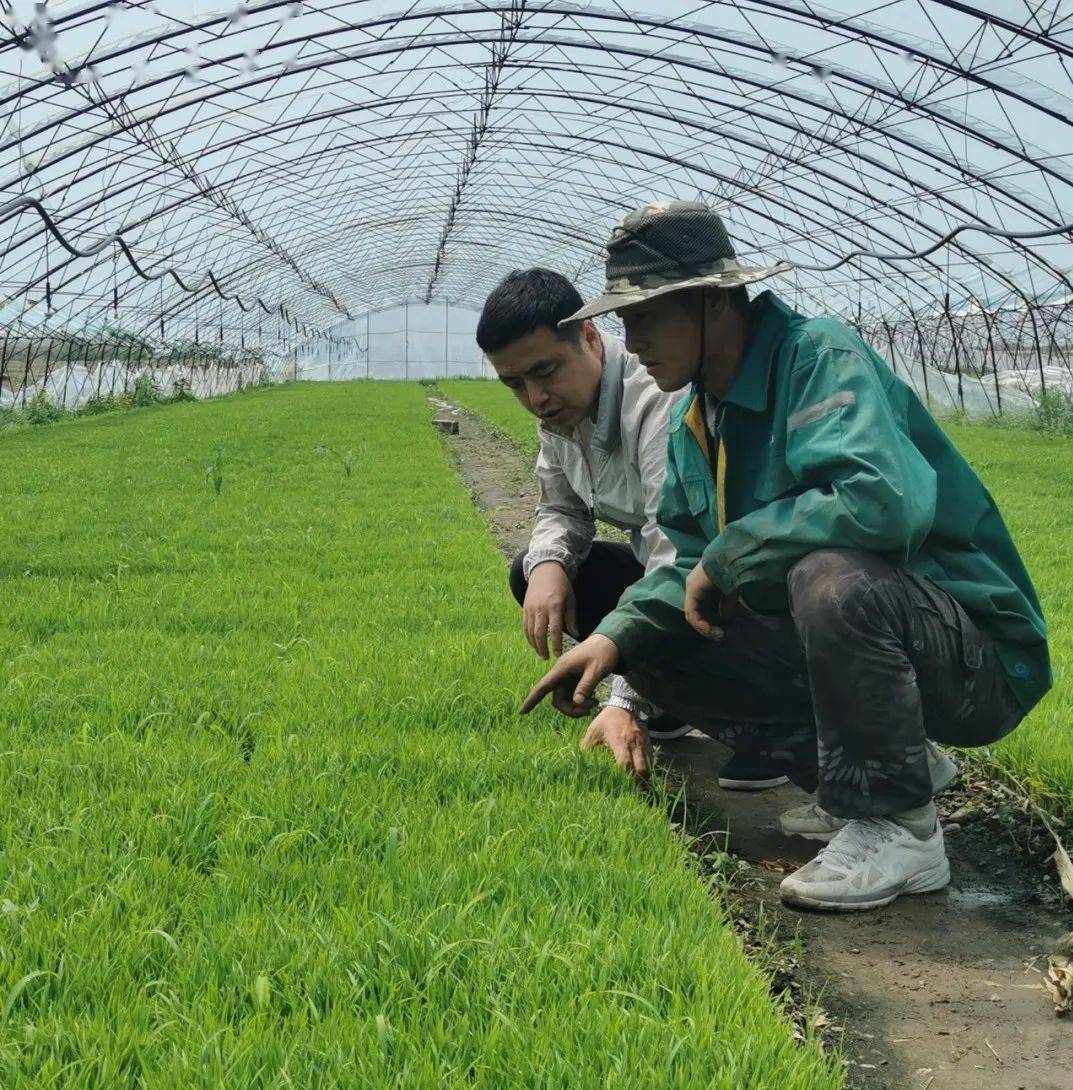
[477,268,790,789]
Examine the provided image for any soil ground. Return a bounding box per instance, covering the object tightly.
[434,395,1073,1090]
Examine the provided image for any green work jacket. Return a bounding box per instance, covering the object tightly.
[595,291,1051,714]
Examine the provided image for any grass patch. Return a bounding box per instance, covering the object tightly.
[438,378,541,458]
[0,376,202,433]
[943,422,1073,813]
[0,382,840,1087]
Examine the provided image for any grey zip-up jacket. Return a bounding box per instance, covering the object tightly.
[523,332,681,707]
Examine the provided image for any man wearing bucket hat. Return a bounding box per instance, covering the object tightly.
[521,200,1051,912]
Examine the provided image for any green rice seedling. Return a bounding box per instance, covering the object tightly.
[315,441,363,478]
[345,441,368,477]
[205,446,225,495]
[0,383,842,1088]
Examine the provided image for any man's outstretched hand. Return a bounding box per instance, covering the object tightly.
[684,561,738,639]
[581,706,653,779]
[519,634,620,717]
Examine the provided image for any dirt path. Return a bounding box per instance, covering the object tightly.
[432,396,1071,1089]
[430,395,536,559]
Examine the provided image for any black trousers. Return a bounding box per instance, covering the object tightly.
[626,548,1023,819]
[509,542,643,640]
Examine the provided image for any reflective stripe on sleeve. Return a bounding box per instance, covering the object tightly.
[786,391,856,433]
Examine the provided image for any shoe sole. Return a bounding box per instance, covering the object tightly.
[648,725,695,740]
[718,775,790,791]
[780,857,951,913]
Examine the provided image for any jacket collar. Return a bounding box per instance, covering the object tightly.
[720,290,791,412]
[590,331,626,453]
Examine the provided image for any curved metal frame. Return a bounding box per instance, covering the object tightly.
[0,0,1069,408]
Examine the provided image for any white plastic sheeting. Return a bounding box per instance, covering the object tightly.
[295,300,490,381]
[6,298,1065,422]
[894,357,1036,419]
[0,359,267,410]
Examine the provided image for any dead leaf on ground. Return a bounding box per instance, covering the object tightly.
[1035,810,1073,902]
[1044,933,1073,1015]
[1044,959,1072,1016]
[809,1008,832,1030]
[1053,839,1073,902]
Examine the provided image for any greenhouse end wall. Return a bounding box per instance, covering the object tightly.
[296,300,493,381]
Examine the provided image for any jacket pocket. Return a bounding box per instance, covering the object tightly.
[682,473,711,517]
[681,473,716,539]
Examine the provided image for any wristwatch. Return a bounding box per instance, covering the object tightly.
[603,694,651,723]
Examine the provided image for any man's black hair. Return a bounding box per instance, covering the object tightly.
[476,268,585,354]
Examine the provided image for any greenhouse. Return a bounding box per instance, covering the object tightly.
[3,0,1072,409]
[1,2,1071,1087]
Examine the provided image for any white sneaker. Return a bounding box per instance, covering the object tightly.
[778,801,847,841]
[780,818,950,912]
[926,741,959,794]
[778,741,959,842]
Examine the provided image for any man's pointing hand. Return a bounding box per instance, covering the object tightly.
[519,634,620,717]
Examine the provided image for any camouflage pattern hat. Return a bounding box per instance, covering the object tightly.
[563,200,789,323]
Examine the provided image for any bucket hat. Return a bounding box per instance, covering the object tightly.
[564,200,788,323]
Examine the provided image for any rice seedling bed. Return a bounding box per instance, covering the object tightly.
[0,382,839,1088]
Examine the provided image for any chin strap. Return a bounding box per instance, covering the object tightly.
[693,291,721,486]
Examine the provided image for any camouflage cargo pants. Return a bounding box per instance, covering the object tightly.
[626,548,1023,819]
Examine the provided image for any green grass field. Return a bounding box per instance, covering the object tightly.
[443,380,1073,816]
[0,384,840,1088]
